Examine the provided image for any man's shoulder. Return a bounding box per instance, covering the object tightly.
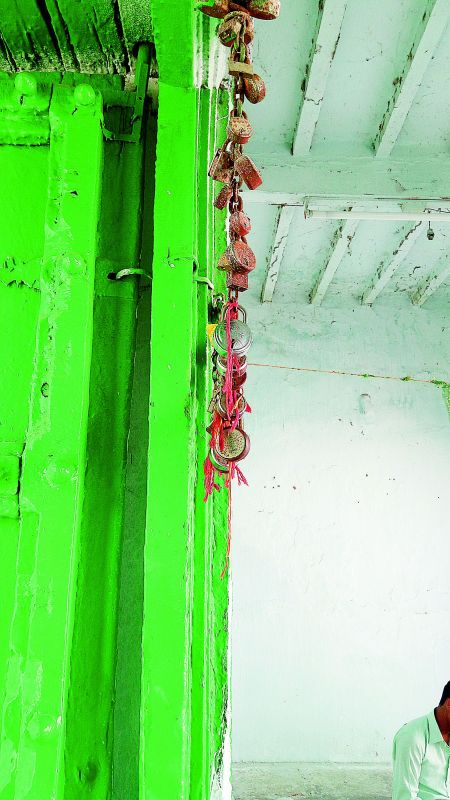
[394,713,429,744]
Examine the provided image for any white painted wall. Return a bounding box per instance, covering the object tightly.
[231,302,450,764]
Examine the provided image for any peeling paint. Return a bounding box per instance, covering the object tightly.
[0,1,153,74]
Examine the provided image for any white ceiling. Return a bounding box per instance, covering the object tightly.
[237,0,450,311]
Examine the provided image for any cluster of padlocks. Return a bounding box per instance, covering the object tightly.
[201,0,280,500]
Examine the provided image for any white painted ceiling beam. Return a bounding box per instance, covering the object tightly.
[307,210,450,222]
[310,218,358,305]
[261,206,295,303]
[361,222,423,305]
[241,156,450,205]
[292,0,348,156]
[412,257,450,306]
[374,0,450,158]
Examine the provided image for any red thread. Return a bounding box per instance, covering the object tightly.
[204,454,221,501]
[235,464,248,486]
[204,412,225,500]
[221,482,232,579]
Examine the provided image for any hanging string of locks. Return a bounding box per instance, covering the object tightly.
[201,0,281,501]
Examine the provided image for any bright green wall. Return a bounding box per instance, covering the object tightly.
[0,72,153,799]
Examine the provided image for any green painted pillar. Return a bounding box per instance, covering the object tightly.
[0,71,151,797]
[141,4,230,799]
[0,82,104,799]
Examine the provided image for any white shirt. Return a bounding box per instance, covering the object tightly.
[392,710,450,800]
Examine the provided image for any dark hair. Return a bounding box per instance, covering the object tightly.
[439,682,450,705]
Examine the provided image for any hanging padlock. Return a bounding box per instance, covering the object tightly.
[217,248,233,272]
[232,371,247,389]
[218,422,251,462]
[227,110,253,144]
[217,392,247,420]
[217,241,255,273]
[208,141,234,184]
[226,270,249,292]
[218,11,253,46]
[200,0,229,18]
[213,306,253,357]
[214,185,234,210]
[209,447,230,473]
[228,56,254,76]
[242,72,266,104]
[230,209,252,236]
[238,11,255,43]
[239,0,280,19]
[216,354,247,377]
[228,240,256,273]
[224,7,255,41]
[218,12,245,46]
[234,153,263,189]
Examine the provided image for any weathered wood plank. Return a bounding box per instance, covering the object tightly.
[293,0,348,156]
[310,218,358,305]
[362,222,423,304]
[261,205,295,302]
[242,156,450,204]
[412,256,450,306]
[374,0,450,157]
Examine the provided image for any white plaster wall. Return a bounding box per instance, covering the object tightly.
[231,302,450,764]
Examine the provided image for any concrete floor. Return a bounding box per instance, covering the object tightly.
[232,762,392,800]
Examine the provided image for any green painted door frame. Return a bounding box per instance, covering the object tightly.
[0,3,230,797]
[0,83,106,800]
[141,4,230,799]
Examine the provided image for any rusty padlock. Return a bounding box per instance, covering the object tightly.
[218,11,253,46]
[240,0,280,19]
[228,1,255,38]
[234,153,263,190]
[242,72,266,104]
[230,209,252,236]
[228,240,256,273]
[208,141,234,184]
[227,270,249,291]
[232,371,247,389]
[214,185,234,210]
[228,56,254,77]
[227,110,253,145]
[218,12,245,46]
[240,12,254,43]
[200,0,229,18]
[217,248,233,272]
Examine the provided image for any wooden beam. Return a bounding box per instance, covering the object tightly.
[261,205,295,302]
[374,0,450,157]
[242,156,450,205]
[412,257,450,306]
[310,218,358,305]
[292,0,348,156]
[362,222,423,305]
